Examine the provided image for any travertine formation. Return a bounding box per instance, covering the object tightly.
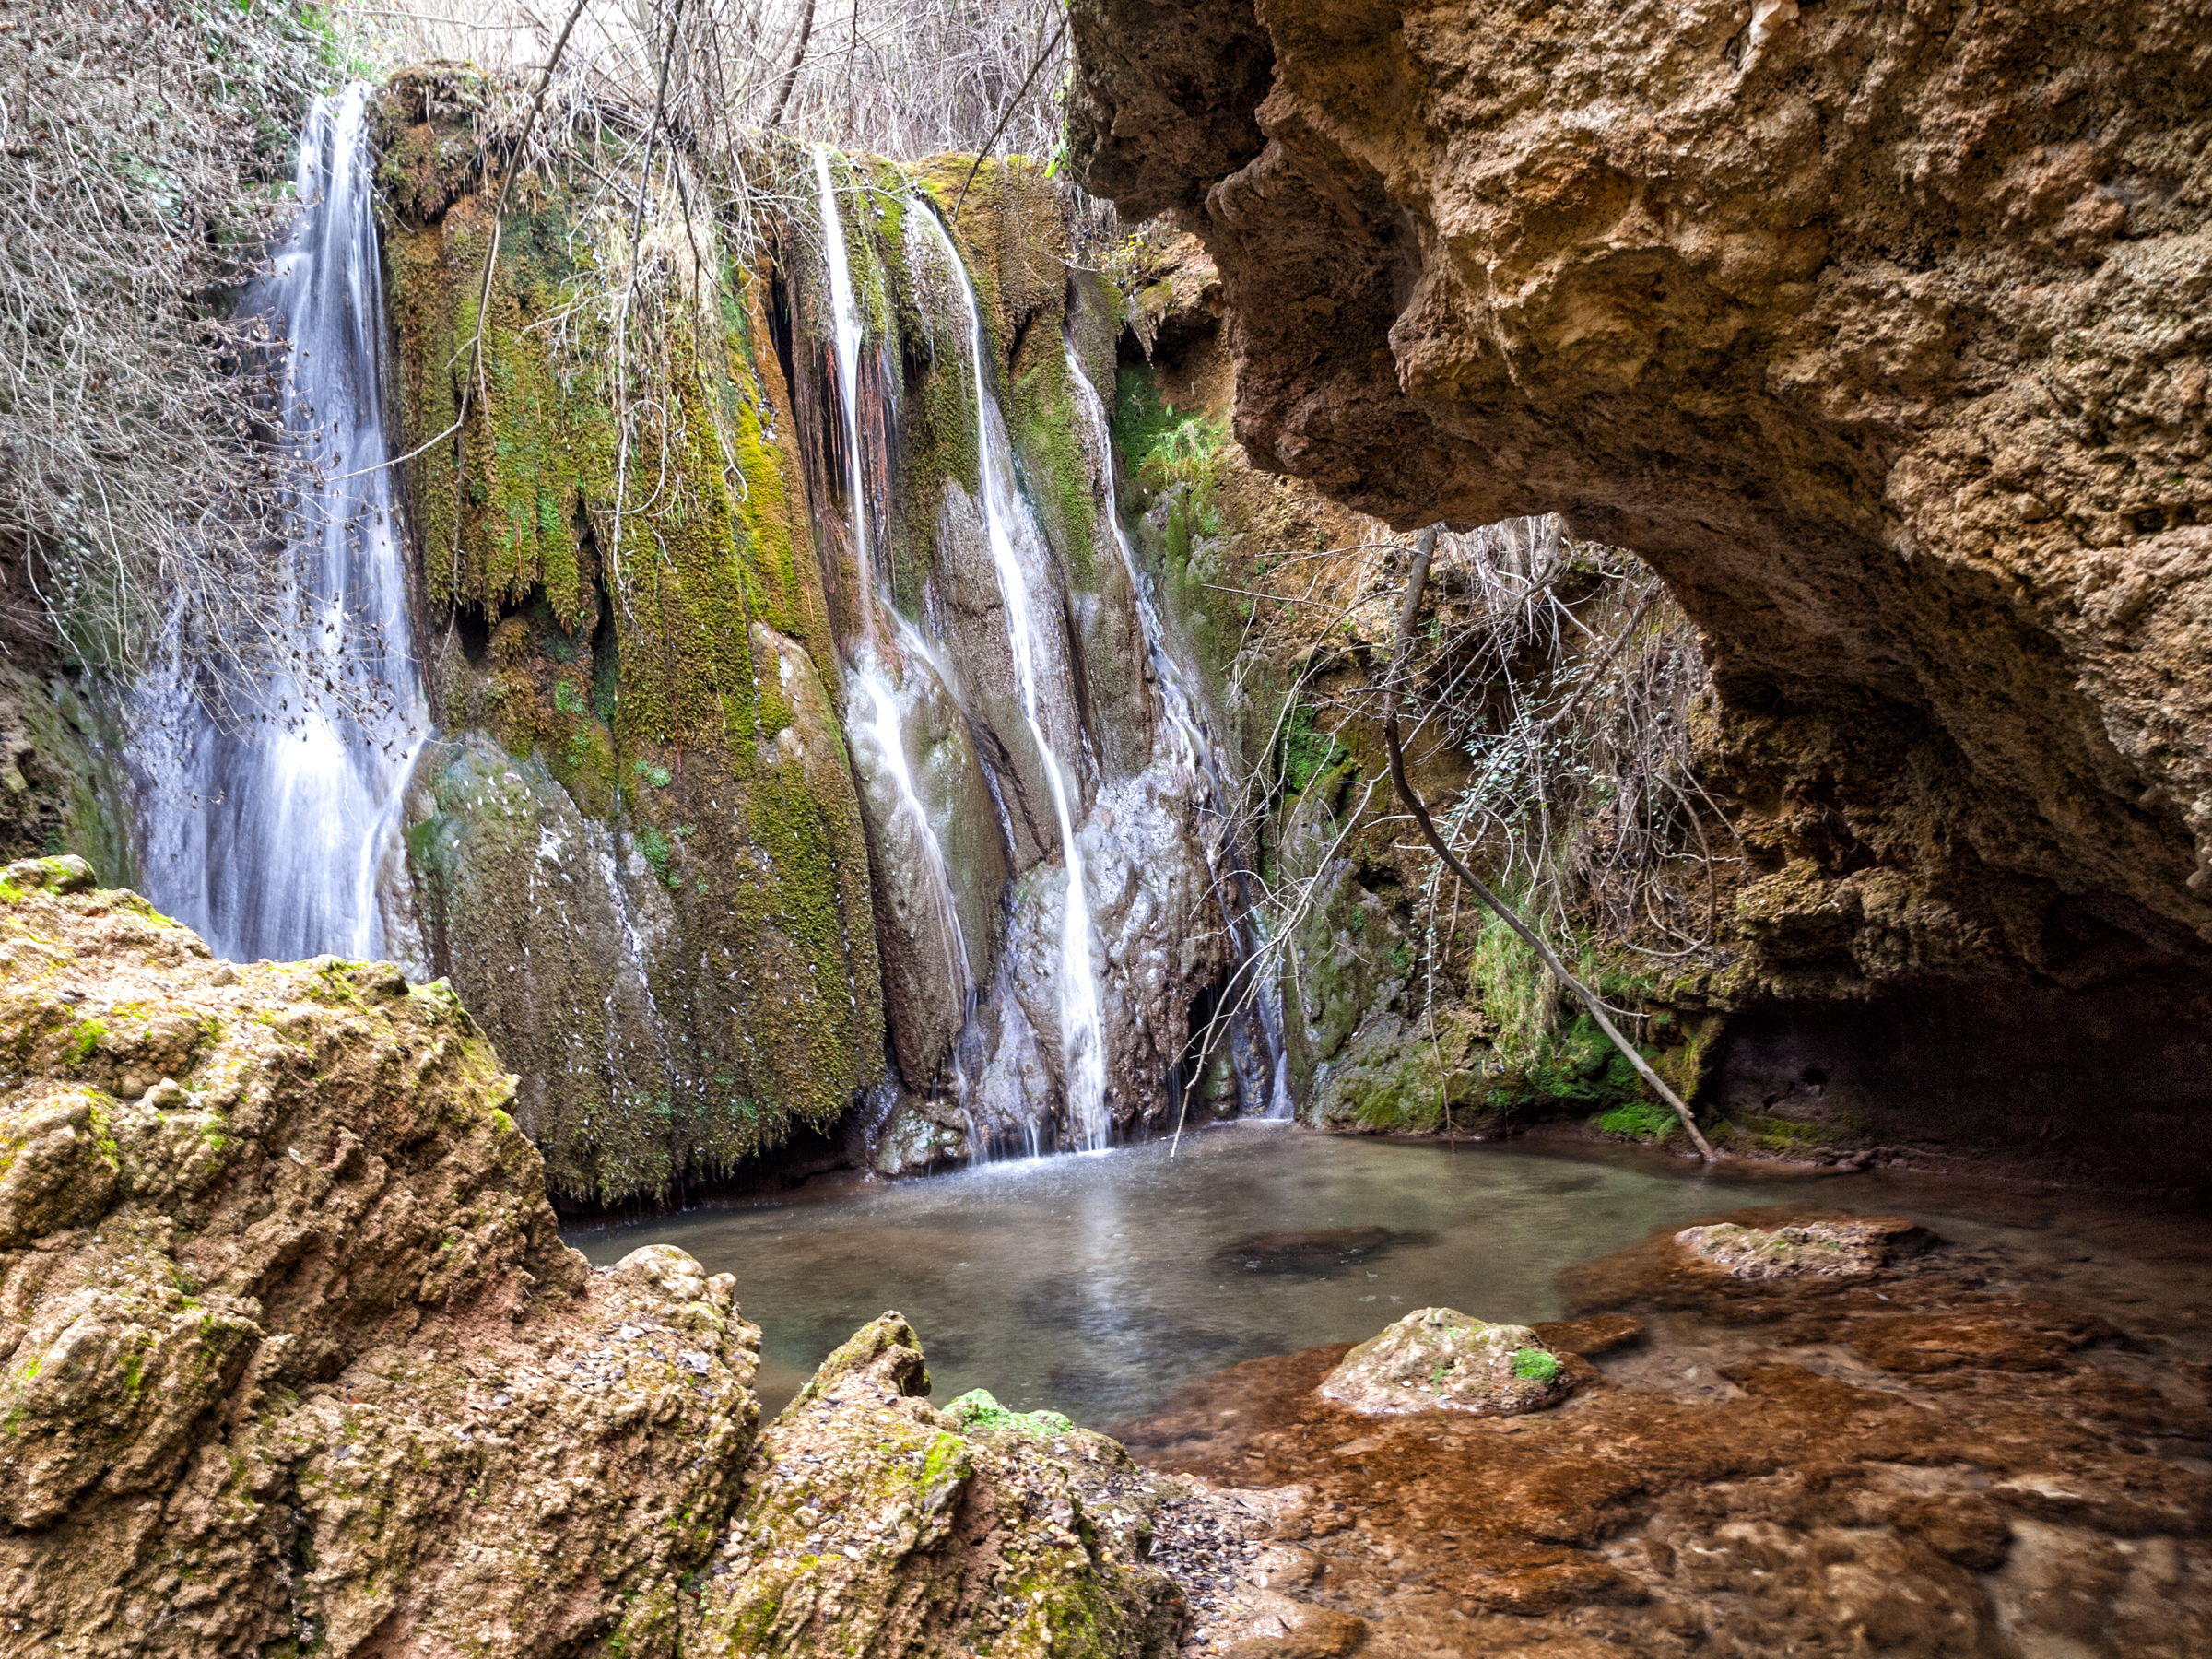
[1068,0,2212,1007]
[1318,1307,1570,1417]
[0,868,1188,1657]
[687,1313,1186,1657]
[0,859,762,1653]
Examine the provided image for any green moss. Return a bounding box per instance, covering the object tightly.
[1280,700,1347,798]
[1594,1100,1681,1141]
[1510,1348,1561,1383]
[945,1388,1075,1437]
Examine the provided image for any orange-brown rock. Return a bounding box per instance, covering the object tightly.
[1112,1205,2212,1656]
[1068,0,2212,1072]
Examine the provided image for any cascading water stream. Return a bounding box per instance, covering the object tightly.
[812,147,878,631]
[812,153,974,1017]
[133,85,426,963]
[855,669,972,1005]
[1062,342,1295,1120]
[917,208,1110,1150]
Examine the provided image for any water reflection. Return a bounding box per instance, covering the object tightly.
[573,1129,1772,1421]
[569,1128,2212,1426]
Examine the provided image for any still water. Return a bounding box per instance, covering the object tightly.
[569,1126,2212,1426]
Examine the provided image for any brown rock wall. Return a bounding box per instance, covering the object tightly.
[1070,0,2212,992]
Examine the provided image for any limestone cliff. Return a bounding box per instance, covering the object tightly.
[373,69,885,1206]
[1070,0,2212,1168]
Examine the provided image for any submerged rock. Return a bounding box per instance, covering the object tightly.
[1319,1308,1570,1418]
[687,1312,1186,1658]
[1678,1218,1928,1280]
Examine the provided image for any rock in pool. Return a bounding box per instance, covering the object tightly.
[1319,1307,1570,1417]
[1677,1217,1927,1280]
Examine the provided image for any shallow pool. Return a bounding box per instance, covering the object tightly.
[571,1127,2006,1423]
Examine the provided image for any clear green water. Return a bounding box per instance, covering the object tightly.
[571,1127,1902,1424]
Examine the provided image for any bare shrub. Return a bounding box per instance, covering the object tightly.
[0,0,323,677]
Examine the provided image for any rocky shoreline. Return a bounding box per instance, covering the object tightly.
[6,864,2206,1656]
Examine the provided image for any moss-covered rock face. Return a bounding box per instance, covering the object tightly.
[0,876,763,1656]
[687,1312,1187,1659]
[374,72,882,1204]
[0,665,135,887]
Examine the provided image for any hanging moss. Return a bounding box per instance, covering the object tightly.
[376,88,879,1206]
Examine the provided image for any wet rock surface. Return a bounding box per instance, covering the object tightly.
[1112,1203,2212,1657]
[1318,1308,1571,1418]
[1677,1216,1931,1280]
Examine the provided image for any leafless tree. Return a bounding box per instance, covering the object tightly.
[0,0,322,688]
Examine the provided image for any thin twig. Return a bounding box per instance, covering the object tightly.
[1383,526,1717,1161]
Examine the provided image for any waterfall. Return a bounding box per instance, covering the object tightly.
[853,659,972,1006]
[812,152,977,1077]
[1061,341,1295,1121]
[917,209,1110,1151]
[132,84,426,964]
[811,147,878,630]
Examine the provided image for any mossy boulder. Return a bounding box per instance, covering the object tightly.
[1320,1308,1572,1418]
[0,875,764,1655]
[1309,1006,1502,1135]
[688,1311,1186,1658]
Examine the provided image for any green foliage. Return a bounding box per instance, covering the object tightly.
[1594,1100,1681,1141]
[1510,1348,1562,1383]
[946,1389,1075,1437]
[632,758,674,790]
[1279,700,1347,798]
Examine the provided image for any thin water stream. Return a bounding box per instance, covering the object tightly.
[133,84,425,962]
[916,208,1107,1147]
[573,1130,2211,1429]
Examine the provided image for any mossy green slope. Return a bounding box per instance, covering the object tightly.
[373,72,881,1205]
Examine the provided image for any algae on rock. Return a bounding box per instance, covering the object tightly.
[374,71,882,1204]
[0,873,763,1655]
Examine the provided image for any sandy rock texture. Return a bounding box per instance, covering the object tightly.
[1067,0,2212,1006]
[0,868,765,1655]
[688,1312,1188,1657]
[1118,1202,2212,1657]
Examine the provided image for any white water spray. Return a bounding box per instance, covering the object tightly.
[854,657,971,1004]
[814,152,976,1072]
[134,85,426,963]
[918,209,1109,1149]
[1062,341,1295,1120]
[812,147,877,624]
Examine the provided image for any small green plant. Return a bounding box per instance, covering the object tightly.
[945,1389,1074,1437]
[637,826,676,886]
[1594,1100,1679,1141]
[554,678,585,716]
[632,758,673,789]
[1510,1348,1561,1384]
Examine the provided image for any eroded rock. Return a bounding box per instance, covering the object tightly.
[0,878,760,1655]
[686,1312,1186,1658]
[1677,1217,1929,1280]
[1319,1308,1570,1418]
